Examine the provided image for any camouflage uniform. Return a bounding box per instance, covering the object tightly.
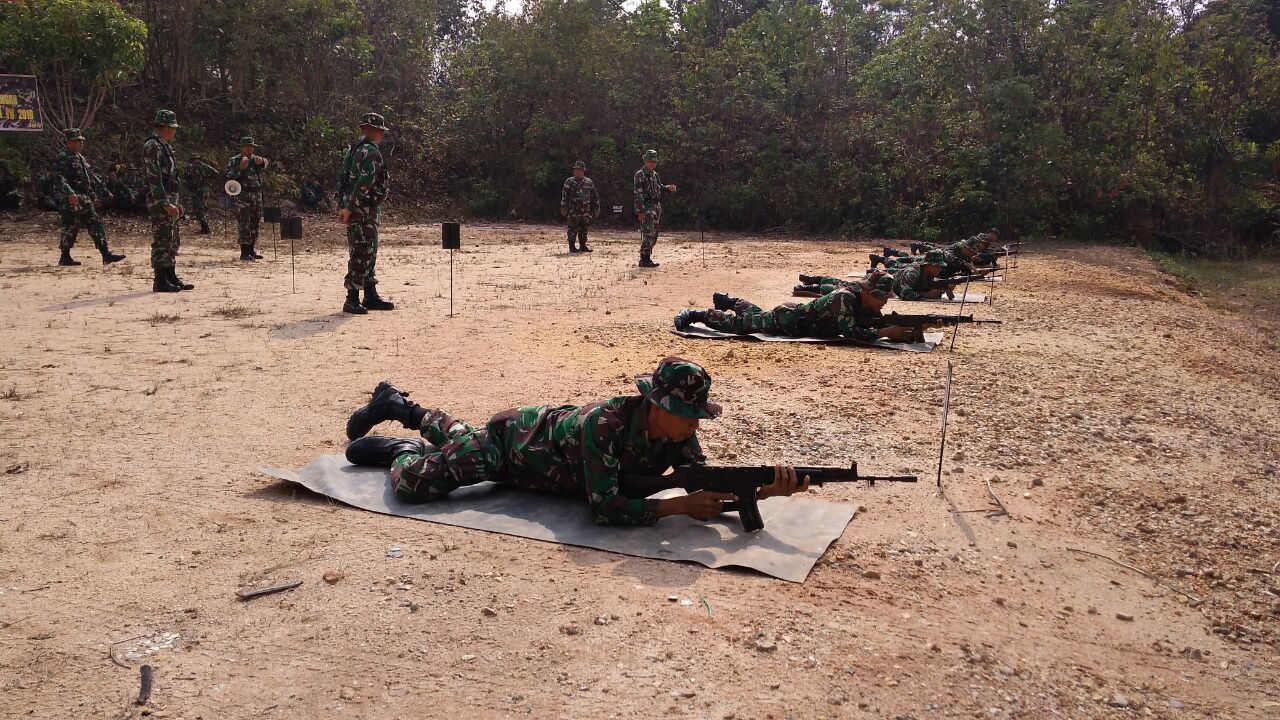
[143,112,182,272]
[634,150,673,265]
[183,156,217,231]
[359,358,720,526]
[339,121,390,293]
[702,288,885,341]
[225,139,268,252]
[888,250,950,300]
[561,164,600,252]
[0,166,18,210]
[52,140,110,255]
[299,180,330,211]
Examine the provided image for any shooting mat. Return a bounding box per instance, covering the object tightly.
[671,322,943,353]
[259,456,856,582]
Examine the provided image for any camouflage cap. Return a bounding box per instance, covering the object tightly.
[634,356,722,420]
[869,274,894,299]
[573,160,586,169]
[923,250,948,265]
[64,128,86,142]
[642,149,658,162]
[152,109,180,128]
[239,136,257,147]
[359,112,389,131]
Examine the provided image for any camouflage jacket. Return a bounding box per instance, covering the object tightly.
[339,138,388,210]
[53,150,95,204]
[561,176,600,217]
[890,264,935,301]
[142,134,180,205]
[633,168,670,213]
[485,395,705,526]
[802,289,884,342]
[225,154,267,191]
[184,161,218,193]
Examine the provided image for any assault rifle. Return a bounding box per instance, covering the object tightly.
[922,274,991,290]
[620,462,917,532]
[870,312,1002,328]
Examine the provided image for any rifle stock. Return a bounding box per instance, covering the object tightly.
[620,462,917,532]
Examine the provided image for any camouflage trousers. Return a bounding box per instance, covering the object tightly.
[703,289,858,338]
[148,198,182,270]
[236,190,262,247]
[58,204,107,252]
[186,188,209,226]
[566,214,592,247]
[639,204,662,255]
[344,206,380,291]
[389,409,507,502]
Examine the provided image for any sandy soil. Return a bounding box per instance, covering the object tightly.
[0,212,1277,719]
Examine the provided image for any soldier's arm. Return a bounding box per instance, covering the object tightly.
[143,143,168,203]
[53,156,75,200]
[560,178,571,213]
[224,157,243,180]
[839,315,888,342]
[581,411,660,526]
[590,183,601,215]
[633,172,646,214]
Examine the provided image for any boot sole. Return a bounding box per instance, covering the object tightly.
[345,381,407,440]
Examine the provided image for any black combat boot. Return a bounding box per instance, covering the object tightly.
[869,254,884,268]
[639,253,659,268]
[346,380,428,440]
[152,268,181,293]
[568,241,580,254]
[579,242,592,252]
[798,274,821,285]
[101,248,126,265]
[712,292,739,311]
[674,309,708,330]
[198,221,211,235]
[793,283,821,295]
[250,243,263,259]
[363,285,395,311]
[239,245,256,261]
[884,246,907,258]
[343,288,367,315]
[345,436,431,467]
[58,249,81,266]
[167,267,194,291]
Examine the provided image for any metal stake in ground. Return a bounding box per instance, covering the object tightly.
[442,222,461,317]
[935,360,954,489]
[948,275,974,353]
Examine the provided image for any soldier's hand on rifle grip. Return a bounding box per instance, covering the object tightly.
[337,208,352,224]
[680,490,737,520]
[758,465,811,499]
[163,203,179,217]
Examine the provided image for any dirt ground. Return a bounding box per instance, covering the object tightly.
[1,213,1277,720]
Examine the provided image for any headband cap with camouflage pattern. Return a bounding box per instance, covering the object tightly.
[64,128,86,142]
[642,149,658,162]
[240,136,257,147]
[152,110,180,128]
[573,160,586,169]
[360,112,389,131]
[634,356,722,420]
[923,249,948,265]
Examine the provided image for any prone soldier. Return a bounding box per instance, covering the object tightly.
[560,160,600,253]
[342,357,810,525]
[52,128,126,267]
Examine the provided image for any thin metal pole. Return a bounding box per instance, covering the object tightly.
[935,361,954,489]
[290,236,295,293]
[449,248,454,317]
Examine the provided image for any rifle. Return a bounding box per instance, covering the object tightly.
[922,274,990,290]
[870,312,1002,328]
[620,462,918,532]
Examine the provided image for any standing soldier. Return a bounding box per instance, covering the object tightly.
[560,160,600,253]
[183,154,217,234]
[633,149,676,268]
[225,137,269,260]
[52,128,126,267]
[336,112,394,315]
[143,110,193,293]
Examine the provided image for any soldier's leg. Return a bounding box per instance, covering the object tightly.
[84,206,107,253]
[249,192,261,244]
[362,218,381,288]
[577,220,591,251]
[236,195,254,258]
[150,211,180,292]
[702,300,780,334]
[566,218,579,252]
[390,409,505,502]
[58,209,80,255]
[193,193,210,233]
[344,218,372,313]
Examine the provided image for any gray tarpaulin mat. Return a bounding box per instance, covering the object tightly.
[671,322,943,353]
[259,456,856,583]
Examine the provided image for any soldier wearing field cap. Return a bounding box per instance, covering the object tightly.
[143,110,192,292]
[633,149,676,268]
[226,136,270,260]
[560,160,600,253]
[52,128,126,267]
[336,112,393,314]
[342,357,810,526]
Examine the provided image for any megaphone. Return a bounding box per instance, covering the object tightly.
[224,180,242,196]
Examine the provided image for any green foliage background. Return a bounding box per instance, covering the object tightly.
[1,0,1278,251]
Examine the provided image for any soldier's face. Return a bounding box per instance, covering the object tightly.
[157,127,177,141]
[644,160,657,171]
[923,263,942,278]
[861,291,888,312]
[67,140,85,153]
[241,145,255,157]
[574,169,585,178]
[646,404,699,442]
